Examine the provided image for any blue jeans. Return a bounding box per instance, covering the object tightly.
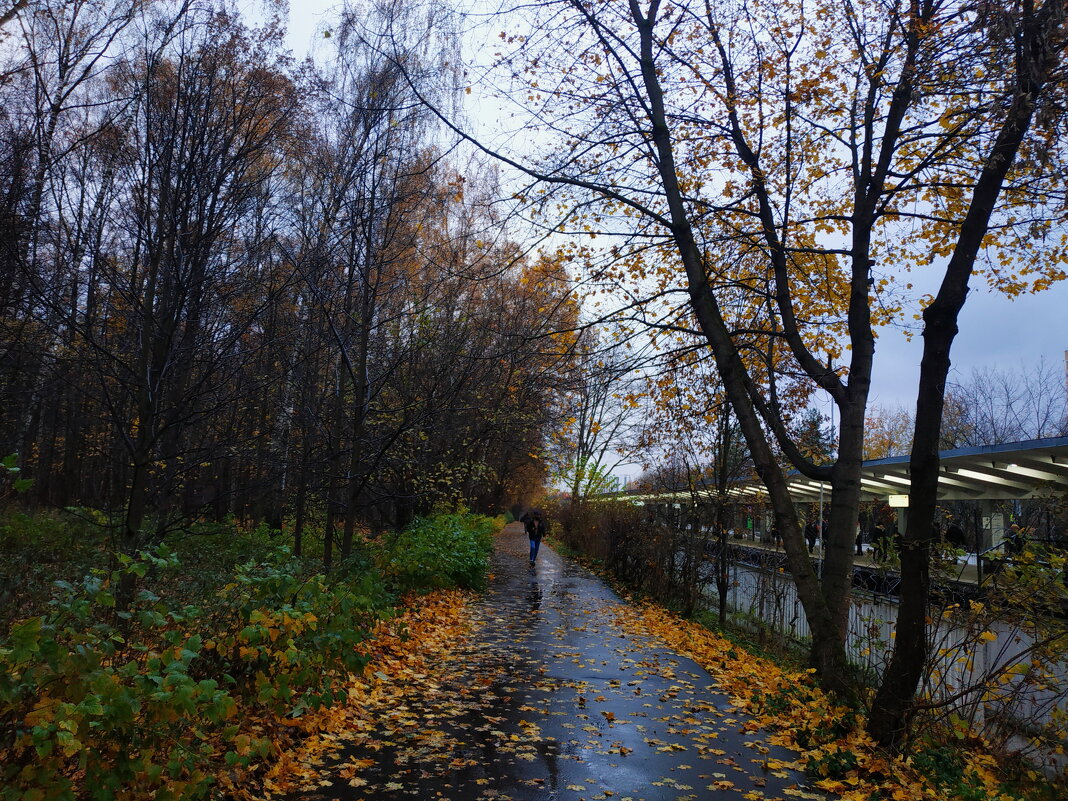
[529,537,541,562]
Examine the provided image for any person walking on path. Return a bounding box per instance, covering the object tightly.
[520,508,547,567]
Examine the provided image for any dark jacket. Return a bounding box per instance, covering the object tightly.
[521,511,548,541]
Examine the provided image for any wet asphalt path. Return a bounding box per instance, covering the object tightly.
[295,523,818,801]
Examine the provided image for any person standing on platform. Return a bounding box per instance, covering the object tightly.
[1005,523,1026,557]
[805,518,818,554]
[872,523,888,562]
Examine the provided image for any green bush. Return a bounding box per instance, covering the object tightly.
[377,512,497,593]
[908,743,1003,801]
[805,746,860,780]
[0,544,388,801]
[192,546,390,716]
[0,509,109,635]
[1,548,228,800]
[0,509,500,800]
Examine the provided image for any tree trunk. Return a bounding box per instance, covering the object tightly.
[292,444,309,558]
[628,4,857,696]
[341,302,372,558]
[117,456,151,612]
[868,0,1062,746]
[715,502,729,627]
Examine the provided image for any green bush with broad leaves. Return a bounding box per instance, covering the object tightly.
[0,508,500,799]
[0,544,389,801]
[376,512,498,593]
[0,510,109,636]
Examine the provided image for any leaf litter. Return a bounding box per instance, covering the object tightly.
[259,527,1023,801]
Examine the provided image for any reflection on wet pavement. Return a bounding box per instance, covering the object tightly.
[291,523,817,801]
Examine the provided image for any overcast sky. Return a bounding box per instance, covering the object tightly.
[870,281,1068,409]
[273,0,1068,414]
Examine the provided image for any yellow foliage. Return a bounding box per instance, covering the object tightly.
[255,590,471,797]
[613,601,1033,801]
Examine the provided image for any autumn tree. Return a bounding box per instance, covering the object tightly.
[434,0,1068,744]
[286,0,453,562]
[547,327,642,503]
[0,0,150,499]
[0,0,568,588]
[864,406,914,460]
[283,1,568,556]
[94,10,297,587]
[869,1,1068,744]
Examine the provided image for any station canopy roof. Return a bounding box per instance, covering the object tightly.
[627,436,1068,505]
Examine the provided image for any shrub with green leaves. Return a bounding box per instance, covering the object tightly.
[805,745,860,780]
[194,547,390,717]
[909,743,998,801]
[0,544,388,801]
[377,512,497,593]
[0,548,227,800]
[0,509,109,635]
[0,508,499,799]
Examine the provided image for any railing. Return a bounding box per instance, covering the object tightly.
[700,549,1067,751]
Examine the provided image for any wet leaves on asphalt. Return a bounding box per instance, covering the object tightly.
[262,526,1017,800]
[263,526,817,801]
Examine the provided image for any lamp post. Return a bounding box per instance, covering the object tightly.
[819,354,835,579]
